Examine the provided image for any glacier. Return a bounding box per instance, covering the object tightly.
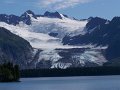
[0,11,107,69]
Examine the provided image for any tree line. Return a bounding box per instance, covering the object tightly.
[21,66,120,77]
[0,62,20,82]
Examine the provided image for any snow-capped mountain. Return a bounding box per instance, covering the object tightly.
[0,10,88,49]
[0,10,108,69]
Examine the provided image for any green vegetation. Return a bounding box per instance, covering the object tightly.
[0,62,20,82]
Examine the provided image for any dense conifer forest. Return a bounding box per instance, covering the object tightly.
[21,66,120,77]
[0,62,20,82]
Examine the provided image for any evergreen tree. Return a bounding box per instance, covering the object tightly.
[0,62,20,82]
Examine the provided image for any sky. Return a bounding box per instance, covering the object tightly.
[0,0,120,20]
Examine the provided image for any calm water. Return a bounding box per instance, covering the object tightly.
[0,76,120,90]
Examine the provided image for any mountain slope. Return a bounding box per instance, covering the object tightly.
[0,10,112,69]
[62,17,120,61]
[0,27,33,69]
[62,17,109,45]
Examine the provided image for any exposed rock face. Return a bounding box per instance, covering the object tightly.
[20,10,37,25]
[44,11,63,19]
[0,14,20,25]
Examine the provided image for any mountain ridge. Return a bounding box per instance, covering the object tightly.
[0,10,75,25]
[0,10,119,69]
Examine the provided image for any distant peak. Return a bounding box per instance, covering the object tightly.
[110,16,120,24]
[87,17,108,22]
[44,11,63,19]
[44,11,60,15]
[21,10,37,19]
[20,10,37,25]
[86,17,108,30]
[88,17,94,21]
[111,16,120,21]
[25,10,35,14]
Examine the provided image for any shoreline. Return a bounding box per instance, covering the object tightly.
[21,74,120,78]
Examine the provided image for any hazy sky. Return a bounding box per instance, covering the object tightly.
[0,0,120,20]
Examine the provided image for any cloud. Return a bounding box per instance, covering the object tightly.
[37,0,93,10]
[2,0,93,10]
[4,0,15,4]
